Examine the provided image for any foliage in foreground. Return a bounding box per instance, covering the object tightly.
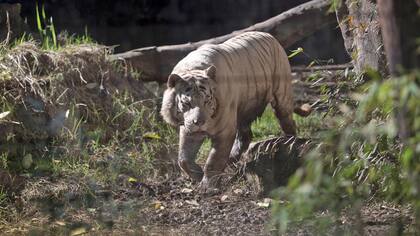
[271,71,420,233]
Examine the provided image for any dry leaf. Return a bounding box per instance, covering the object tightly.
[55,221,66,226]
[0,111,10,120]
[85,82,98,89]
[263,198,272,204]
[128,177,138,183]
[181,188,193,193]
[153,201,163,210]
[185,199,199,206]
[70,227,88,236]
[143,132,161,140]
[256,201,270,208]
[233,189,243,195]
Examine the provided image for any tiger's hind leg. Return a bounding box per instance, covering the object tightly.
[272,94,297,136]
[275,112,296,135]
[228,125,252,164]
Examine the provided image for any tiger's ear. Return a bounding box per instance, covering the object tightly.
[167,74,182,88]
[205,66,216,80]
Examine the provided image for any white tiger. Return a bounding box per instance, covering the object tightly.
[160,31,311,192]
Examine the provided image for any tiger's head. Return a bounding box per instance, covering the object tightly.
[160,66,217,134]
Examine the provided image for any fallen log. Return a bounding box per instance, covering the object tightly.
[110,0,336,83]
[291,63,353,72]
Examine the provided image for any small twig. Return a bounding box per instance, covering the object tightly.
[4,12,11,45]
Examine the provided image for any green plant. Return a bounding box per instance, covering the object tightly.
[0,188,6,205]
[251,107,280,140]
[251,107,325,140]
[288,47,304,59]
[63,26,94,45]
[271,71,420,233]
[35,3,57,49]
[329,0,343,12]
[0,153,8,169]
[288,46,334,67]
[0,187,8,220]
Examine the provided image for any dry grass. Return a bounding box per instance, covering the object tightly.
[0,39,168,161]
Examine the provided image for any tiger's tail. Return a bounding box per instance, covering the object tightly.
[294,103,312,117]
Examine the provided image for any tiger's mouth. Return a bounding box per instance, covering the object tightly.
[183,124,202,133]
[182,121,209,135]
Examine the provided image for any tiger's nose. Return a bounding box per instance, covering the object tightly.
[193,119,204,126]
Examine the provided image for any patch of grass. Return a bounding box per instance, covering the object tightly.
[0,153,8,169]
[251,106,325,140]
[47,107,177,184]
[0,187,9,223]
[51,155,90,177]
[294,112,325,137]
[36,3,57,49]
[197,138,212,162]
[59,28,94,46]
[0,188,6,206]
[251,107,280,140]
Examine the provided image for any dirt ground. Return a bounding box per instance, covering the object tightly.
[1,169,414,236]
[0,65,415,235]
[118,178,414,236]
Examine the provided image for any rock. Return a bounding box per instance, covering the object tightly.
[22,153,33,169]
[240,136,313,195]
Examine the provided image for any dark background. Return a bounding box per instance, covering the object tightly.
[12,0,349,65]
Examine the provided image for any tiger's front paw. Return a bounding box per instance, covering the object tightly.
[178,159,203,182]
[197,176,221,196]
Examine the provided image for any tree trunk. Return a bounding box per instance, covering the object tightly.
[110,0,336,83]
[335,0,388,76]
[377,1,419,233]
[392,0,420,71]
[377,0,408,142]
[377,0,420,142]
[377,0,402,76]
